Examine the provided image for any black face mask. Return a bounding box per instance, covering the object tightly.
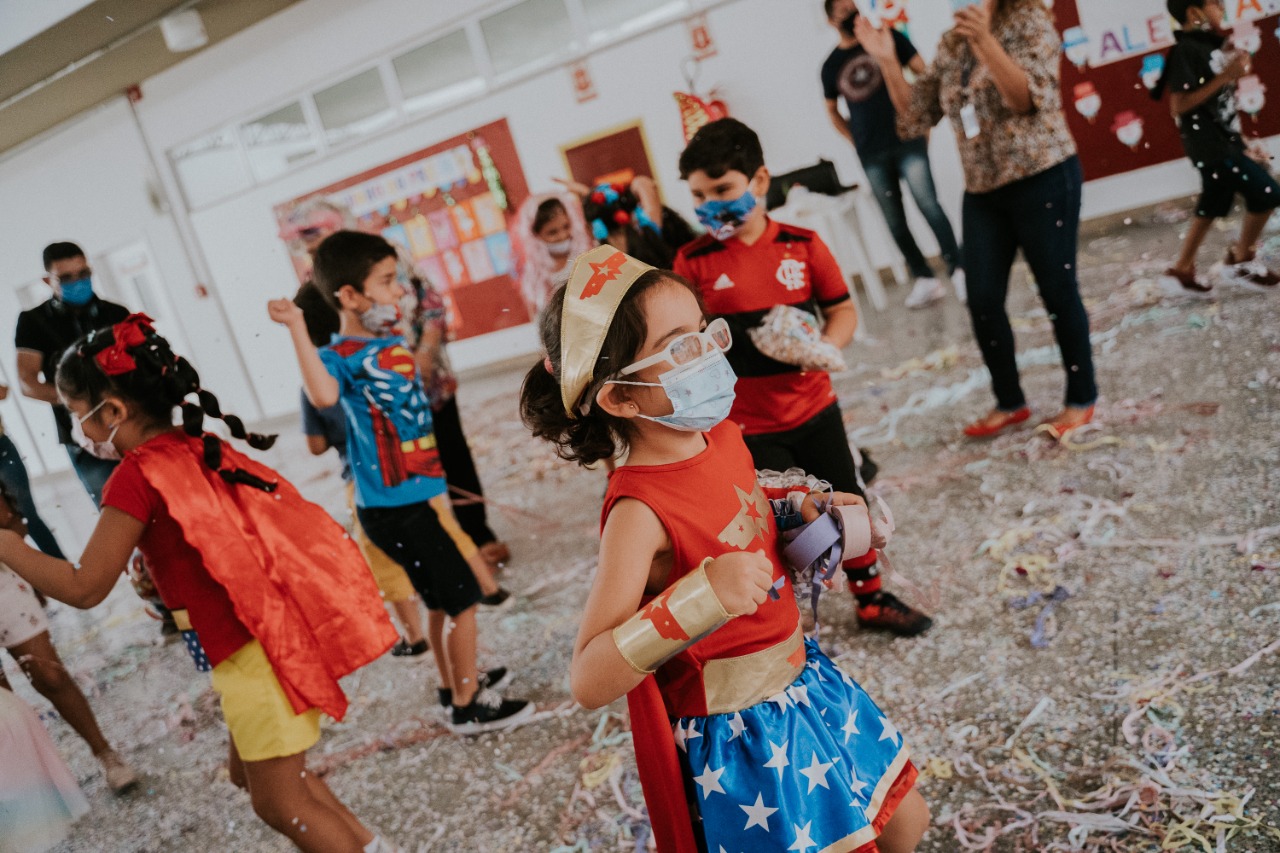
[839,11,858,36]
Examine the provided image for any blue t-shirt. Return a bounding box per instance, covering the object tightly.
[318,335,446,508]
[821,31,919,159]
[299,390,351,481]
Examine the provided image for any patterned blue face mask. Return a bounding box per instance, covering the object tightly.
[611,348,737,432]
[695,190,759,241]
[59,276,95,306]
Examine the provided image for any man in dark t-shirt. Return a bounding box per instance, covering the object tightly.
[15,242,130,504]
[821,0,962,310]
[1157,0,1278,296]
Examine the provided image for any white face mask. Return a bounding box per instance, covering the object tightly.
[71,400,123,461]
[610,349,738,432]
[544,238,574,255]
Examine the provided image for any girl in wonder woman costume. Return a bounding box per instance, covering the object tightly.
[520,246,928,853]
[0,314,404,853]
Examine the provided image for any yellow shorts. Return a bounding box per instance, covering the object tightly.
[429,494,478,561]
[346,483,416,603]
[211,640,321,762]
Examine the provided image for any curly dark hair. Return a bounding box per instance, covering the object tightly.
[56,316,277,489]
[520,269,702,466]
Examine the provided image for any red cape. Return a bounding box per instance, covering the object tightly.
[135,433,396,719]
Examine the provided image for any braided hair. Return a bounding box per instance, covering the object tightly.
[56,314,278,490]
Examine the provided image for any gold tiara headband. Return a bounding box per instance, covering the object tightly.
[559,245,655,417]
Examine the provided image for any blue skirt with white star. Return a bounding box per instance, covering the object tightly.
[676,639,914,853]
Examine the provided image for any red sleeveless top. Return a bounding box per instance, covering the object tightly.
[602,421,800,718]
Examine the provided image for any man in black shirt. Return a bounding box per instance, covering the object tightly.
[15,242,130,504]
[1158,0,1279,296]
[821,0,962,310]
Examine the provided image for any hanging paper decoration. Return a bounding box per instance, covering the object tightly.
[1237,75,1267,120]
[879,0,910,31]
[1073,82,1101,123]
[1111,110,1144,149]
[1062,26,1089,69]
[1140,54,1165,90]
[1232,18,1262,54]
[471,135,508,211]
[674,91,730,143]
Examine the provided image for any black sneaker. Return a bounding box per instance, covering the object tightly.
[855,591,933,637]
[450,687,535,734]
[438,667,511,708]
[391,638,430,660]
[480,588,513,609]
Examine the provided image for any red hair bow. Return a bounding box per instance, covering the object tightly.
[94,313,156,376]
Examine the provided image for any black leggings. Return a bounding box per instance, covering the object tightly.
[433,396,497,547]
[962,156,1097,411]
[741,403,863,497]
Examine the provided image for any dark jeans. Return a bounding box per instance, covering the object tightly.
[742,403,863,497]
[0,435,65,558]
[65,445,118,507]
[962,156,1097,411]
[861,137,962,279]
[433,396,496,548]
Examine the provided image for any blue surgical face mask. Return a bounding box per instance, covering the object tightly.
[695,190,760,241]
[59,276,95,306]
[611,348,737,432]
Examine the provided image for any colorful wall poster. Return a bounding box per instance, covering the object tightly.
[274,119,531,339]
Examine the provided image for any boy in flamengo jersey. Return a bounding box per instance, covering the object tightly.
[673,117,931,637]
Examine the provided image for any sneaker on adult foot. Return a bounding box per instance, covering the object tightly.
[1220,248,1279,292]
[856,592,933,637]
[1158,267,1214,299]
[904,277,947,309]
[98,750,139,794]
[950,268,967,304]
[390,638,429,661]
[438,667,512,708]
[450,687,535,734]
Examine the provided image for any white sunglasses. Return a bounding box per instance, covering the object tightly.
[619,317,732,376]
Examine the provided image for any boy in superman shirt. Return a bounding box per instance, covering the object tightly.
[674,117,931,636]
[269,230,532,733]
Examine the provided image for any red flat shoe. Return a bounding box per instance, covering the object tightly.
[1038,405,1095,439]
[962,406,1031,438]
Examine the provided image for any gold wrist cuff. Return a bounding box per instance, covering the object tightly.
[613,559,732,674]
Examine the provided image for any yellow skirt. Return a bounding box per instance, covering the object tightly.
[210,640,321,762]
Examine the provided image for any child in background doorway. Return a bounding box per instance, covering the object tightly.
[1155,0,1279,296]
[520,246,928,853]
[674,118,929,636]
[271,231,532,733]
[0,314,402,853]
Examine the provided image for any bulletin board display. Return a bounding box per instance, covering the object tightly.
[274,119,532,340]
[1052,0,1280,181]
[561,121,661,193]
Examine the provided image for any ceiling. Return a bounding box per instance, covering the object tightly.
[0,0,304,155]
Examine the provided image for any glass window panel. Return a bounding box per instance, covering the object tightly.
[394,30,483,113]
[581,0,685,35]
[480,0,572,76]
[240,101,317,181]
[313,68,396,146]
[168,128,250,208]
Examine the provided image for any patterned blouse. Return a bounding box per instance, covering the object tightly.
[897,2,1077,194]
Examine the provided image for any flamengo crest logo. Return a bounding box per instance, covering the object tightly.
[580,251,628,299]
[776,259,806,291]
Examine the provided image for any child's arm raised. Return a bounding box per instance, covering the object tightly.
[1169,51,1248,118]
[0,508,144,609]
[268,299,340,408]
[571,498,774,709]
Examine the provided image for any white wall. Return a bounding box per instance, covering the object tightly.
[1,0,1249,443]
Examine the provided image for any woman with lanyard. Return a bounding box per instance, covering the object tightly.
[858,0,1097,440]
